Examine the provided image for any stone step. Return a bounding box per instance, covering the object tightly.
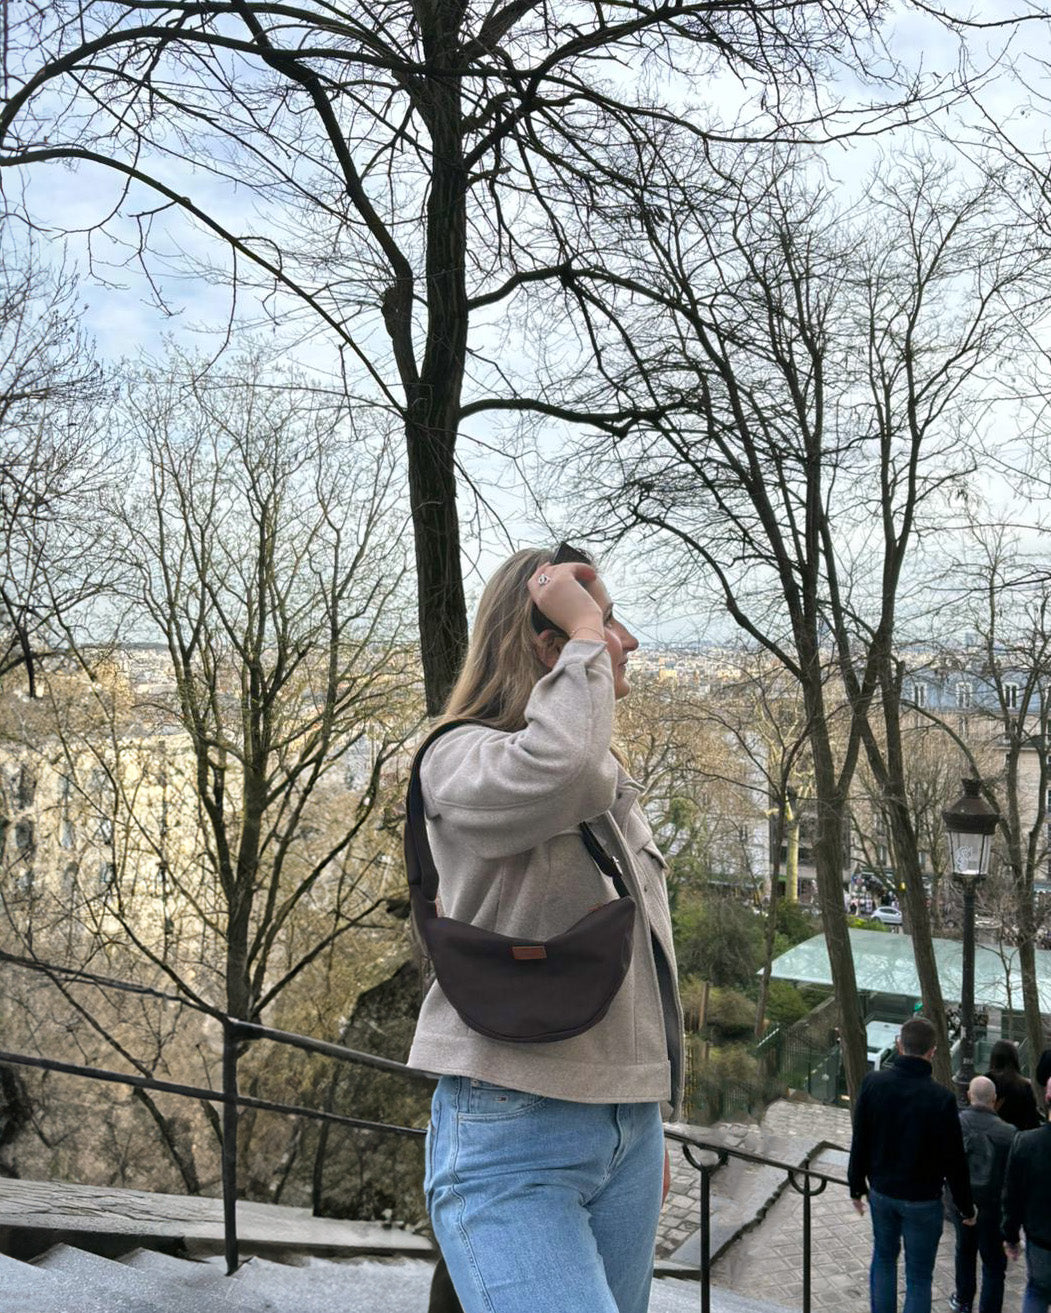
[0,1249,155,1313]
[37,1242,265,1311]
[120,1248,271,1308]
[0,1246,798,1313]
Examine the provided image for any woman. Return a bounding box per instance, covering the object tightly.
[408,546,684,1313]
[986,1039,1041,1131]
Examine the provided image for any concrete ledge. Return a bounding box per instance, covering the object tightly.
[0,1178,433,1263]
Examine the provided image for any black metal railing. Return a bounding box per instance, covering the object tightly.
[0,950,848,1309]
[664,1125,849,1313]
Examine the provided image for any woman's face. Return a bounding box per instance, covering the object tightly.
[533,575,641,698]
[585,577,639,699]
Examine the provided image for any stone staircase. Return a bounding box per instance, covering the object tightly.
[659,1105,849,1271]
[0,1245,797,1312]
[0,1101,856,1313]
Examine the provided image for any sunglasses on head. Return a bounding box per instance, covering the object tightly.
[530,541,593,635]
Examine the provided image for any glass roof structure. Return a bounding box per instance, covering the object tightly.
[771,929,1051,1012]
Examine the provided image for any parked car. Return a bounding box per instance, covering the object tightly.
[869,905,903,926]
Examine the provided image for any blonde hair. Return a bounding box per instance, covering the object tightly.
[440,549,553,731]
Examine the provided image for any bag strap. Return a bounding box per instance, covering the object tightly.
[404,719,632,911]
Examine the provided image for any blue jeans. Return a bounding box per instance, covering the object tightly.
[1022,1240,1051,1313]
[868,1188,945,1313]
[954,1207,1006,1313]
[425,1076,664,1313]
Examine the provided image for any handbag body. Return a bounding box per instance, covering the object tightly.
[404,720,637,1043]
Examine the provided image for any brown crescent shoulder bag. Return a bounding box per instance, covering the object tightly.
[404,720,637,1044]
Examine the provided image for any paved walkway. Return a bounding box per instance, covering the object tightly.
[713,1101,1028,1311]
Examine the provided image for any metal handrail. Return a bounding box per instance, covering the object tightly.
[663,1125,850,1313]
[0,951,848,1308]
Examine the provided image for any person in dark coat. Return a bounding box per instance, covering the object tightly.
[1002,1078,1051,1313]
[848,1015,975,1313]
[949,1076,1017,1313]
[986,1039,1040,1131]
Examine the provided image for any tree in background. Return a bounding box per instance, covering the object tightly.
[561,147,1041,1095]
[921,522,1051,1087]
[0,237,113,696]
[0,0,969,711]
[0,355,420,1195]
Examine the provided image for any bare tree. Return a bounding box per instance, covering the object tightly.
[0,0,964,711]
[0,354,419,1191]
[0,237,112,696]
[922,523,1051,1086]
[551,147,1041,1096]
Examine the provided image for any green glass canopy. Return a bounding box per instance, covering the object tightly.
[770,929,1051,1012]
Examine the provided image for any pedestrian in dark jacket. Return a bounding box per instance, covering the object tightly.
[848,1015,976,1313]
[1002,1078,1051,1313]
[949,1076,1017,1313]
[1035,1045,1051,1091]
[986,1039,1040,1131]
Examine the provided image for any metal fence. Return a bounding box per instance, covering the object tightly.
[0,949,849,1311]
[755,1026,844,1103]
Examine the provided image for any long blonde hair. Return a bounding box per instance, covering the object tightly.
[441,548,572,731]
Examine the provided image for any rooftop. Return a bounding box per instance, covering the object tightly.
[771,927,1051,1010]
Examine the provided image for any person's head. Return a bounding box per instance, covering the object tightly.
[988,1039,1021,1075]
[968,1075,997,1109]
[899,1015,937,1059]
[441,545,638,730]
[1045,1076,1051,1109]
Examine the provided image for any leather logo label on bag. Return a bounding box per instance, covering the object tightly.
[511,944,547,961]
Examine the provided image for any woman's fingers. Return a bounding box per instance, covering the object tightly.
[528,561,602,635]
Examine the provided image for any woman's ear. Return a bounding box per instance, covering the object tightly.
[533,629,567,671]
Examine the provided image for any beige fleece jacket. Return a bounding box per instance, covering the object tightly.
[407,638,684,1118]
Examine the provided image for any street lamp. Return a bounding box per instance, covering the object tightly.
[942,778,999,1097]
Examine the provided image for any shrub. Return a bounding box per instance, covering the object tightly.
[706,986,755,1040]
[674,893,762,990]
[765,980,810,1027]
[848,915,888,932]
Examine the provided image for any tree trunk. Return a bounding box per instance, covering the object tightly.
[1016,906,1044,1090]
[408,0,471,715]
[885,803,954,1089]
[406,422,468,716]
[755,796,787,1039]
[812,805,866,1102]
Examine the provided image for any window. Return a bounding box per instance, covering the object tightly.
[95,817,113,845]
[58,773,74,804]
[60,818,76,850]
[956,682,973,709]
[1004,682,1019,711]
[98,861,116,888]
[910,683,927,708]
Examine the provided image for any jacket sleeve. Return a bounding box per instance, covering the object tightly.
[944,1098,975,1219]
[848,1079,872,1199]
[421,640,619,858]
[1001,1136,1024,1244]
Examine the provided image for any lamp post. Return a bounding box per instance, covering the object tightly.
[942,778,999,1100]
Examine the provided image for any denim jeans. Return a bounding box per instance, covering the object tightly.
[868,1188,945,1313]
[1022,1240,1051,1313]
[954,1207,1007,1313]
[425,1076,664,1313]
